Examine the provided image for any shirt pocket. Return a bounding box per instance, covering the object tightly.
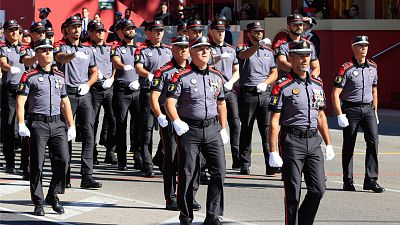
[189,86,202,100]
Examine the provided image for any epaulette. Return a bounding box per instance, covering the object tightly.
[0,40,5,47]
[236,43,248,51]
[226,43,235,49]
[155,61,174,78]
[54,39,66,47]
[81,42,91,47]
[136,41,145,47]
[53,68,64,77]
[209,66,224,78]
[170,65,192,83]
[135,44,148,55]
[20,69,39,83]
[273,38,287,50]
[161,44,171,49]
[271,74,294,95]
[367,59,377,68]
[20,43,32,51]
[310,74,323,87]
[337,61,354,76]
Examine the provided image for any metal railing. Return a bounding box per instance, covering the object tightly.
[372,41,400,59]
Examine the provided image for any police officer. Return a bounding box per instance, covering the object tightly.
[186,19,203,40]
[111,19,141,171]
[302,17,320,58]
[0,20,25,174]
[87,20,117,165]
[54,16,102,189]
[165,36,228,225]
[209,20,241,169]
[45,27,55,42]
[176,21,187,36]
[39,7,53,29]
[20,22,46,69]
[269,41,335,225]
[236,21,277,175]
[135,20,172,177]
[275,14,320,78]
[332,36,384,193]
[16,38,75,216]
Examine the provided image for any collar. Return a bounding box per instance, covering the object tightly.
[290,70,311,84]
[5,39,21,47]
[211,41,227,47]
[66,38,82,47]
[172,58,188,70]
[352,56,369,68]
[122,40,136,47]
[36,65,53,75]
[90,40,106,47]
[145,39,162,48]
[190,62,209,75]
[248,40,266,50]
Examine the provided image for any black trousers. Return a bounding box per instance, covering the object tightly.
[139,89,154,166]
[225,90,240,165]
[280,131,325,225]
[67,93,95,179]
[341,103,379,182]
[91,87,116,155]
[176,121,225,223]
[238,90,271,168]
[28,119,69,205]
[113,88,140,167]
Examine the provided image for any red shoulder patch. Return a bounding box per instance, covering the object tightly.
[338,61,353,76]
[20,44,32,52]
[310,74,323,86]
[170,65,192,83]
[81,42,91,47]
[20,69,39,83]
[209,66,223,78]
[367,59,377,68]
[53,69,64,77]
[271,74,293,95]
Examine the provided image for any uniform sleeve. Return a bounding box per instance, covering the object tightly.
[333,66,347,88]
[268,84,283,112]
[0,47,7,59]
[235,45,248,55]
[268,50,277,69]
[310,44,318,61]
[151,69,164,92]
[217,78,225,101]
[275,44,288,58]
[134,47,144,65]
[166,75,182,99]
[372,68,378,87]
[89,48,96,68]
[19,47,30,63]
[17,77,30,96]
[53,44,66,56]
[60,78,68,98]
[232,50,239,65]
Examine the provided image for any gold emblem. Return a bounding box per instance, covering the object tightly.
[335,76,343,83]
[292,88,300,95]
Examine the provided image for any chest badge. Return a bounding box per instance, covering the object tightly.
[292,88,300,95]
[147,51,153,57]
[352,70,359,76]
[38,76,44,82]
[121,49,127,54]
[190,78,197,84]
[212,49,217,55]
[6,48,11,53]
[93,48,97,53]
[55,79,62,89]
[67,50,72,54]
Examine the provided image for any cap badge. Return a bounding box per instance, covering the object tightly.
[191,78,197,84]
[352,71,359,76]
[292,88,300,95]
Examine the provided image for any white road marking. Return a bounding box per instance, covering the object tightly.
[0,206,75,225]
[0,180,30,196]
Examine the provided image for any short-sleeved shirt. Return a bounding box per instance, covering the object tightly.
[334,57,378,104]
[236,42,276,87]
[17,66,67,116]
[134,40,172,89]
[151,58,188,106]
[0,42,25,85]
[19,43,37,70]
[209,42,238,82]
[111,41,139,83]
[54,40,96,87]
[167,63,225,120]
[89,42,112,80]
[269,71,326,129]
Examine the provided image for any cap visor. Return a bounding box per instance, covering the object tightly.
[289,21,304,25]
[7,25,19,29]
[34,45,54,51]
[172,42,189,46]
[152,26,165,30]
[190,43,210,49]
[352,41,369,45]
[249,27,264,31]
[289,49,311,54]
[189,26,203,30]
[211,26,225,30]
[69,21,82,26]
[35,27,46,33]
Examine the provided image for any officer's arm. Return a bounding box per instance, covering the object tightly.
[165,98,179,121]
[331,87,343,115]
[110,68,116,80]
[317,110,332,145]
[0,57,12,71]
[372,86,378,112]
[228,64,240,85]
[21,55,38,68]
[263,68,278,85]
[150,91,162,117]
[238,44,259,59]
[87,66,99,86]
[217,100,227,129]
[111,55,125,70]
[310,59,320,77]
[60,97,75,128]
[16,95,27,124]
[269,112,280,153]
[135,63,152,77]
[54,52,75,64]
[276,55,292,72]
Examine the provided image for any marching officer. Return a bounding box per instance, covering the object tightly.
[209,20,241,169]
[111,19,141,171]
[269,41,335,225]
[54,15,102,189]
[186,19,203,40]
[236,21,278,175]
[16,38,75,216]
[87,20,117,165]
[20,22,46,69]
[0,20,25,174]
[165,36,228,225]
[177,21,187,36]
[134,20,172,177]
[332,36,384,193]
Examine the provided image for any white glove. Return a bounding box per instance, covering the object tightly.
[269,151,283,167]
[98,69,104,80]
[337,114,349,128]
[102,78,114,89]
[256,82,268,93]
[18,123,30,137]
[74,51,89,60]
[375,111,379,125]
[220,52,232,59]
[325,145,335,161]
[10,66,21,74]
[148,73,154,82]
[123,64,134,71]
[220,128,229,144]
[157,114,169,128]
[173,119,189,136]
[67,126,76,141]
[224,82,233,91]
[128,80,140,90]
[259,38,271,46]
[78,83,90,95]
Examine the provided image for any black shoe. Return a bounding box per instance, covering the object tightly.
[200,173,209,185]
[203,216,222,225]
[343,181,356,191]
[266,167,281,175]
[80,176,102,189]
[5,167,17,174]
[133,161,143,170]
[142,165,155,177]
[118,164,127,171]
[232,162,241,170]
[180,220,192,225]
[45,194,64,214]
[166,199,179,211]
[66,183,72,188]
[363,179,385,193]
[240,166,250,175]
[104,154,118,165]
[33,204,45,216]
[192,199,201,211]
[22,171,30,181]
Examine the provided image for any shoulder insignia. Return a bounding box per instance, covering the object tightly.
[272,75,293,95]
[338,61,354,76]
[20,69,39,83]
[53,69,64,77]
[310,74,323,86]
[170,65,192,83]
[367,59,377,68]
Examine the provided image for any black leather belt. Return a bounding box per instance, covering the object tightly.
[181,117,218,128]
[342,101,372,107]
[29,114,60,123]
[281,126,317,138]
[114,80,136,92]
[66,86,79,94]
[240,85,271,94]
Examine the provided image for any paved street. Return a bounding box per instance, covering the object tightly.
[1,110,400,225]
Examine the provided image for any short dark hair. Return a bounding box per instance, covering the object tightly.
[125,8,132,12]
[349,4,359,12]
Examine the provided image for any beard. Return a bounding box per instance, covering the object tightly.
[124,33,135,40]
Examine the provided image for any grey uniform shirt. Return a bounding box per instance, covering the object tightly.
[0,42,25,85]
[151,58,187,106]
[236,42,276,87]
[209,42,238,82]
[334,57,378,104]
[54,41,96,87]
[20,43,37,70]
[90,43,112,80]
[269,71,326,129]
[167,63,225,120]
[134,40,172,89]
[112,42,139,83]
[17,66,67,116]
